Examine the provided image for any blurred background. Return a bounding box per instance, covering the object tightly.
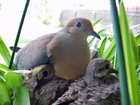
[0,0,140,47]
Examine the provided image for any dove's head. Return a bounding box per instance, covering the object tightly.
[84,58,118,86]
[64,18,101,39]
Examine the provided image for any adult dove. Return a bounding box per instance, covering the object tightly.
[23,64,73,105]
[14,17,101,80]
[53,58,120,105]
[20,50,98,105]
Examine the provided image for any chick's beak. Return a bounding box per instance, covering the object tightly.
[89,30,101,39]
[107,68,118,75]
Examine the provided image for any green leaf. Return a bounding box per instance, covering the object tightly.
[4,72,24,89]
[128,14,136,23]
[119,1,140,105]
[138,45,140,63]
[97,28,108,34]
[0,80,11,105]
[136,34,140,45]
[102,39,116,60]
[97,24,112,37]
[98,37,108,57]
[0,63,10,73]
[4,72,30,105]
[92,18,103,27]
[129,30,139,66]
[107,49,115,61]
[12,85,30,105]
[0,36,11,66]
[113,52,118,69]
[100,33,114,38]
[88,36,96,47]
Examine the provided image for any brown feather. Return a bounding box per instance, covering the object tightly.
[52,58,120,105]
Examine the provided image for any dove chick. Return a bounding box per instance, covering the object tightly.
[24,64,73,105]
[15,17,101,80]
[53,58,120,105]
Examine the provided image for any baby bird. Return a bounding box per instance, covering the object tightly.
[15,18,100,80]
[24,64,73,105]
[52,58,120,105]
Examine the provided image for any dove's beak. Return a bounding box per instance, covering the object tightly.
[89,30,101,40]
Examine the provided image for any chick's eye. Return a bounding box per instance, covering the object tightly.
[104,64,110,70]
[43,71,48,77]
[75,21,82,28]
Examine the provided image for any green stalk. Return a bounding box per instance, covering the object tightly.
[110,0,130,105]
[9,0,30,69]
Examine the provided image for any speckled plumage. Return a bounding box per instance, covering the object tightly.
[53,58,120,105]
[32,76,73,105]
[24,64,73,105]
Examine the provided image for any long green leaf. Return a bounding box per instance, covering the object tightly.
[113,52,118,69]
[92,18,103,27]
[88,37,96,47]
[107,49,115,61]
[138,45,140,62]
[97,24,113,37]
[98,37,108,57]
[0,63,10,73]
[4,71,30,105]
[0,80,11,105]
[98,28,108,34]
[119,2,140,105]
[102,39,116,59]
[136,34,140,45]
[128,14,136,23]
[13,85,30,105]
[0,36,11,66]
[129,30,139,66]
[4,72,23,89]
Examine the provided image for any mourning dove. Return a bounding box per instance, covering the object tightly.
[52,58,120,105]
[14,17,101,80]
[23,64,73,105]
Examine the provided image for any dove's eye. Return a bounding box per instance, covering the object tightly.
[75,21,82,28]
[104,64,110,70]
[43,71,48,77]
